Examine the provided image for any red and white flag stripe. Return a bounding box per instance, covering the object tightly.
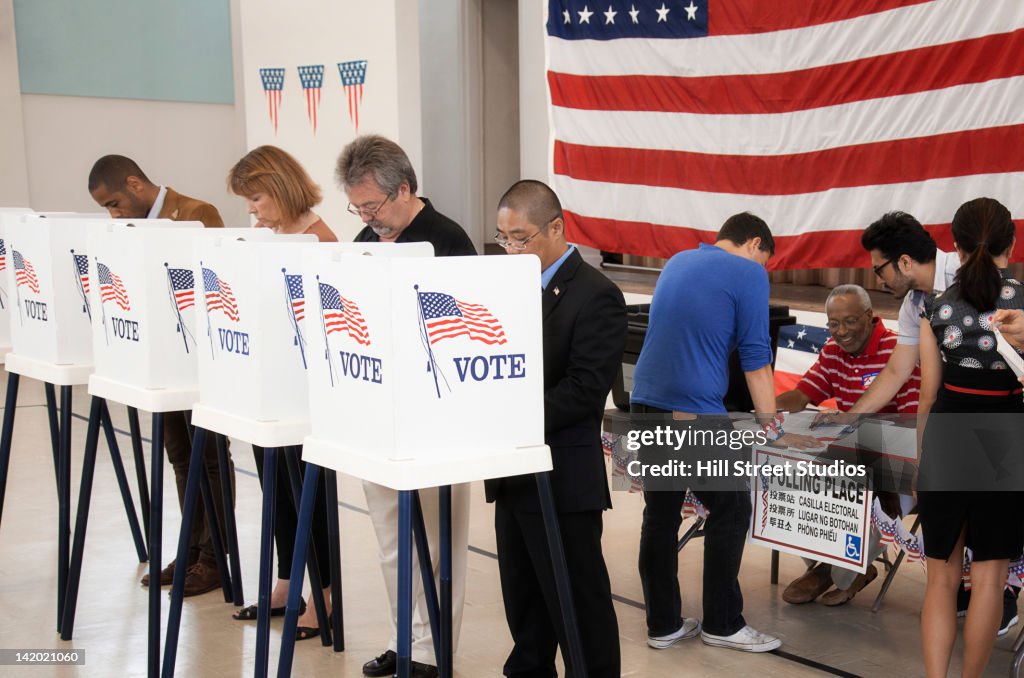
[547,0,1024,269]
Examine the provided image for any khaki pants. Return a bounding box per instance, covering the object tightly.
[363,481,470,666]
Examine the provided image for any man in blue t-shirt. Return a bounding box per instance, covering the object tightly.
[630,213,813,654]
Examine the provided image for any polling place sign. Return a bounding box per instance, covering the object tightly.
[748,447,873,573]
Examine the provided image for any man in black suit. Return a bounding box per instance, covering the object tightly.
[486,180,626,678]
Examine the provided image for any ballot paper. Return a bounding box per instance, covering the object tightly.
[993,326,1024,378]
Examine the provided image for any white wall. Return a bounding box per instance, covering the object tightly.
[0,0,248,224]
[0,0,31,207]
[20,95,246,222]
[518,0,551,183]
[1,1,549,238]
[419,0,483,249]
[237,0,424,242]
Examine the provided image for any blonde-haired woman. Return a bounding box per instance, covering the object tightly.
[227,145,335,639]
[228,144,337,242]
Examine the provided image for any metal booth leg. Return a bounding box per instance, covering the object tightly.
[439,485,453,678]
[410,491,442,667]
[279,461,322,678]
[0,372,20,532]
[127,407,151,541]
[535,471,587,677]
[254,447,279,678]
[59,396,104,639]
[56,385,73,633]
[162,426,210,678]
[148,413,165,678]
[181,419,233,604]
[44,383,60,490]
[282,449,331,646]
[397,490,414,678]
[216,434,244,605]
[98,399,147,562]
[324,469,345,652]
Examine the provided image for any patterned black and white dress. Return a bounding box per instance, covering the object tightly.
[918,274,1024,561]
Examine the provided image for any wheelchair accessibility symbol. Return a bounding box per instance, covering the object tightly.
[845,534,862,560]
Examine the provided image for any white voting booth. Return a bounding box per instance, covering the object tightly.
[301,253,552,489]
[189,239,429,446]
[4,215,99,369]
[85,225,280,409]
[188,235,318,444]
[0,210,34,360]
[0,214,182,375]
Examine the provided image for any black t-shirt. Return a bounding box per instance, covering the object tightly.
[353,197,476,257]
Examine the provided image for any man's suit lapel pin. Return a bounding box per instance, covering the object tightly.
[553,286,560,296]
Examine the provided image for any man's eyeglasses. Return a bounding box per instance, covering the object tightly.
[872,259,894,277]
[826,315,868,332]
[347,193,394,219]
[494,229,545,252]
[494,216,558,252]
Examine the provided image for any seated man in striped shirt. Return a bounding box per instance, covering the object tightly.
[776,284,919,606]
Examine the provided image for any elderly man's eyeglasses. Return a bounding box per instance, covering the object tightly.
[494,217,558,252]
[872,259,894,277]
[826,315,868,332]
[347,193,394,219]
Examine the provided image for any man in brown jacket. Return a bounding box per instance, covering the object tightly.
[88,154,233,595]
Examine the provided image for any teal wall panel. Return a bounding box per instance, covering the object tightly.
[13,0,233,104]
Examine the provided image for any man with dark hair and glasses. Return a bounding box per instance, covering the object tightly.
[488,178,626,677]
[831,211,958,417]
[776,284,919,606]
[336,134,475,678]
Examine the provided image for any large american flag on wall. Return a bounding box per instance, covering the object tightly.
[546,1,1024,270]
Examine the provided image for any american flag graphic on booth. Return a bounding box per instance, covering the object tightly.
[297,65,324,134]
[12,250,39,293]
[337,60,368,132]
[0,239,7,271]
[319,282,369,345]
[286,274,305,322]
[417,291,507,345]
[73,253,90,293]
[259,67,286,134]
[168,268,195,311]
[97,262,131,311]
[546,1,1024,270]
[202,267,239,321]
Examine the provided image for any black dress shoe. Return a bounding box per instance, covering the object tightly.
[410,661,439,678]
[362,650,396,677]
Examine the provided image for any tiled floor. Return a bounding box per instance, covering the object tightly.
[0,375,1019,677]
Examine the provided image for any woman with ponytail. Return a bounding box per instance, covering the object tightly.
[917,197,1024,676]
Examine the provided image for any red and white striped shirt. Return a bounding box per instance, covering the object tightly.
[797,319,919,414]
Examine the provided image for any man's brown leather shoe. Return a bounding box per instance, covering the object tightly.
[782,563,833,604]
[141,559,176,587]
[820,565,878,607]
[182,561,221,597]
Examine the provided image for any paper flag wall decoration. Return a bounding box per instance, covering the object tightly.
[338,60,368,132]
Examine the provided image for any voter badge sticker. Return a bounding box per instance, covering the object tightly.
[861,370,880,389]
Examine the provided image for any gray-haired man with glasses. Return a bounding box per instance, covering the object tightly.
[341,134,475,254]
[336,134,475,678]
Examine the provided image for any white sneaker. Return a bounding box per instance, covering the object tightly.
[701,624,781,653]
[647,618,702,649]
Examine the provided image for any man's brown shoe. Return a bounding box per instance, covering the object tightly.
[782,563,833,604]
[820,565,878,607]
[141,559,176,587]
[182,561,221,597]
